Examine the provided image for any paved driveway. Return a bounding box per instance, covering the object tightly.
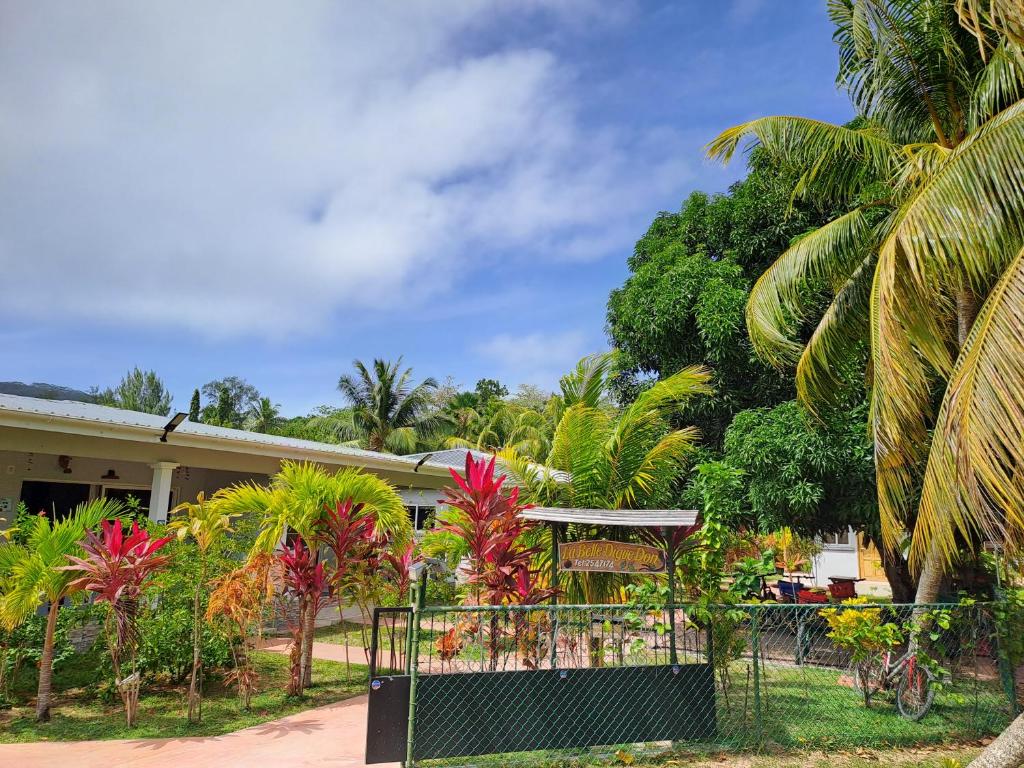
[0,694,392,768]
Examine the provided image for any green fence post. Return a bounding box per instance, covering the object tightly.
[750,606,763,748]
[549,523,559,669]
[666,530,677,664]
[405,575,426,767]
[994,590,1019,717]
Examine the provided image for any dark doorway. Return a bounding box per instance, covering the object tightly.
[19,481,92,521]
[102,487,153,519]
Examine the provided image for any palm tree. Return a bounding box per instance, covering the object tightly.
[216,461,410,687]
[501,353,712,602]
[0,498,124,721]
[337,358,439,452]
[707,0,1024,605]
[246,397,282,434]
[447,402,553,461]
[168,493,234,723]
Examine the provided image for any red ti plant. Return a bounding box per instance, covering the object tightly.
[439,453,536,596]
[316,500,377,678]
[383,540,418,604]
[440,453,548,668]
[277,538,328,696]
[62,520,172,727]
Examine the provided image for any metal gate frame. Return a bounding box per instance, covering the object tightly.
[365,601,717,765]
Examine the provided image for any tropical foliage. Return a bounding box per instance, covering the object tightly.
[62,520,172,726]
[168,493,235,723]
[95,368,173,416]
[337,357,439,452]
[706,0,1024,603]
[0,498,125,721]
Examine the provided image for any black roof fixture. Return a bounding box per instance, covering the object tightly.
[159,412,188,443]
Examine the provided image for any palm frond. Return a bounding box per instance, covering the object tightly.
[548,404,613,509]
[747,207,879,367]
[915,243,1024,566]
[560,352,615,408]
[969,43,1024,128]
[796,252,877,409]
[887,98,1024,299]
[706,115,898,202]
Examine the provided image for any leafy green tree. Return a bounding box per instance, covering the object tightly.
[168,493,234,723]
[608,244,790,447]
[337,358,438,452]
[201,377,261,428]
[97,368,173,416]
[717,398,913,599]
[216,461,410,685]
[0,498,124,721]
[473,378,508,406]
[188,389,201,422]
[607,152,834,447]
[706,0,1024,610]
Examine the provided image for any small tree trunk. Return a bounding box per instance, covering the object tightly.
[968,711,1024,768]
[35,601,60,722]
[287,627,303,697]
[302,595,316,688]
[187,556,206,723]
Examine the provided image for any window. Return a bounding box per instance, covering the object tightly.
[406,505,435,531]
[822,530,854,549]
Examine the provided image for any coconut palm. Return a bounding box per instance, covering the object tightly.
[447,403,553,461]
[707,0,1024,605]
[501,354,712,602]
[0,498,124,721]
[168,493,235,723]
[245,397,282,434]
[337,358,439,452]
[216,461,409,686]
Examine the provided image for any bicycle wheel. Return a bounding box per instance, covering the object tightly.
[896,661,935,721]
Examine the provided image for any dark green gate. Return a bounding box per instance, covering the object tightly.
[365,603,717,765]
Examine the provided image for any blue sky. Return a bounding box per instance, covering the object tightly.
[0,1,851,416]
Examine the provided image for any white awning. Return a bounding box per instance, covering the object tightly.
[518,507,699,527]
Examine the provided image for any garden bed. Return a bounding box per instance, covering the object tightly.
[0,649,368,743]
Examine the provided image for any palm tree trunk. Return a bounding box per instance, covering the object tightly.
[913,542,945,604]
[968,712,1024,767]
[35,601,60,722]
[913,289,981,629]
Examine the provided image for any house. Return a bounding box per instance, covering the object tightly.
[0,394,453,531]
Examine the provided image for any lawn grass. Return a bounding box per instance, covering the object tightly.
[615,744,981,767]
[0,650,368,743]
[714,660,1008,751]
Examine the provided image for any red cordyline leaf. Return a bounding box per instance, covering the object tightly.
[383,540,418,601]
[277,538,328,599]
[62,519,172,605]
[315,499,379,588]
[439,453,548,605]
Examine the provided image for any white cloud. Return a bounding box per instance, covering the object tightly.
[474,330,597,389]
[0,1,687,337]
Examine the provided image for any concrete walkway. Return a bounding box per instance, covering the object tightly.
[0,633,395,768]
[0,694,390,768]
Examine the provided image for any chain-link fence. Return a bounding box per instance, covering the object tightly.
[393,601,1015,766]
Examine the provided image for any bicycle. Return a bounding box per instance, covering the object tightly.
[851,647,936,720]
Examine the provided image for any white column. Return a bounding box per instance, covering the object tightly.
[149,462,179,524]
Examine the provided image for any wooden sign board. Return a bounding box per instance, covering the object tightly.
[558,540,666,574]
